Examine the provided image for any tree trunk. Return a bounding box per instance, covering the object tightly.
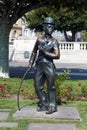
[71,29,77,42]
[0,24,10,78]
[64,30,72,42]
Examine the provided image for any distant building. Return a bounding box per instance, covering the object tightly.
[9,19,22,41]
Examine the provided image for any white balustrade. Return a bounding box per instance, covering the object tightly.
[80,42,87,50]
[59,42,74,50]
[9,40,87,63]
[60,42,87,50]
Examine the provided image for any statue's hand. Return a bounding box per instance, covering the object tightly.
[27,64,32,69]
[38,45,45,54]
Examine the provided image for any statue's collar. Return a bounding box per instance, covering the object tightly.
[44,34,52,39]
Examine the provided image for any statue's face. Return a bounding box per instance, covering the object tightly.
[43,24,54,35]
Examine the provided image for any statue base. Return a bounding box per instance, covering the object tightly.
[13,106,81,120]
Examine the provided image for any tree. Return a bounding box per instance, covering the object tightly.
[56,7,87,41]
[0,0,49,78]
[24,0,87,41]
[53,0,87,41]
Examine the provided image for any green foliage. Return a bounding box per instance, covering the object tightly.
[0,79,11,97]
[0,0,48,21]
[25,2,87,41]
[82,31,87,41]
[55,69,71,102]
[57,7,87,31]
[25,6,57,30]
[0,77,37,100]
[57,80,87,102]
[55,70,87,102]
[0,77,87,103]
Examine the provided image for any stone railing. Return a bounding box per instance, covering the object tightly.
[59,42,87,50]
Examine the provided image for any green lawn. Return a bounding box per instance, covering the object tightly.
[0,78,87,130]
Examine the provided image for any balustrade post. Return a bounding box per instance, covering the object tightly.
[72,42,80,50]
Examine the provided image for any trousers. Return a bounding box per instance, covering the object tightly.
[34,60,57,109]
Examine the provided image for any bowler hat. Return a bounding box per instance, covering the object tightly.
[43,17,54,25]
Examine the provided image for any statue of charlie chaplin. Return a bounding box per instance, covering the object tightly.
[28,17,60,114]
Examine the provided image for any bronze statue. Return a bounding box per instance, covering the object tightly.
[28,17,60,114]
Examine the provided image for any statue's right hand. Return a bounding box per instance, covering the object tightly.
[27,64,32,69]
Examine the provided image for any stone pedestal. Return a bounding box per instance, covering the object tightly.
[13,106,81,120]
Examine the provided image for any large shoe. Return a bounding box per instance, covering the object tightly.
[46,106,57,114]
[37,105,48,112]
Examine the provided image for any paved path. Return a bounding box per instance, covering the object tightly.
[0,109,18,128]
[0,106,80,129]
[9,61,87,79]
[28,123,76,130]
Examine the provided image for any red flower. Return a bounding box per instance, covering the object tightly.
[0,85,4,89]
[3,79,6,82]
[78,83,81,87]
[21,88,24,93]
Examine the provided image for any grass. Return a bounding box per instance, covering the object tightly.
[0,78,87,130]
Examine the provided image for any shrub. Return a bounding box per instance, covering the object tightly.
[0,79,11,97]
[55,69,71,103]
[0,75,87,102]
[55,70,87,102]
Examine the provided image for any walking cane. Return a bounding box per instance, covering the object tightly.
[17,67,31,110]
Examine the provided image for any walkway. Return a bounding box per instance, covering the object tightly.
[0,106,80,129]
[0,109,18,128]
[9,61,87,79]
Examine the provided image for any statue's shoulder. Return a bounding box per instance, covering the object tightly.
[37,34,43,40]
[37,34,44,42]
